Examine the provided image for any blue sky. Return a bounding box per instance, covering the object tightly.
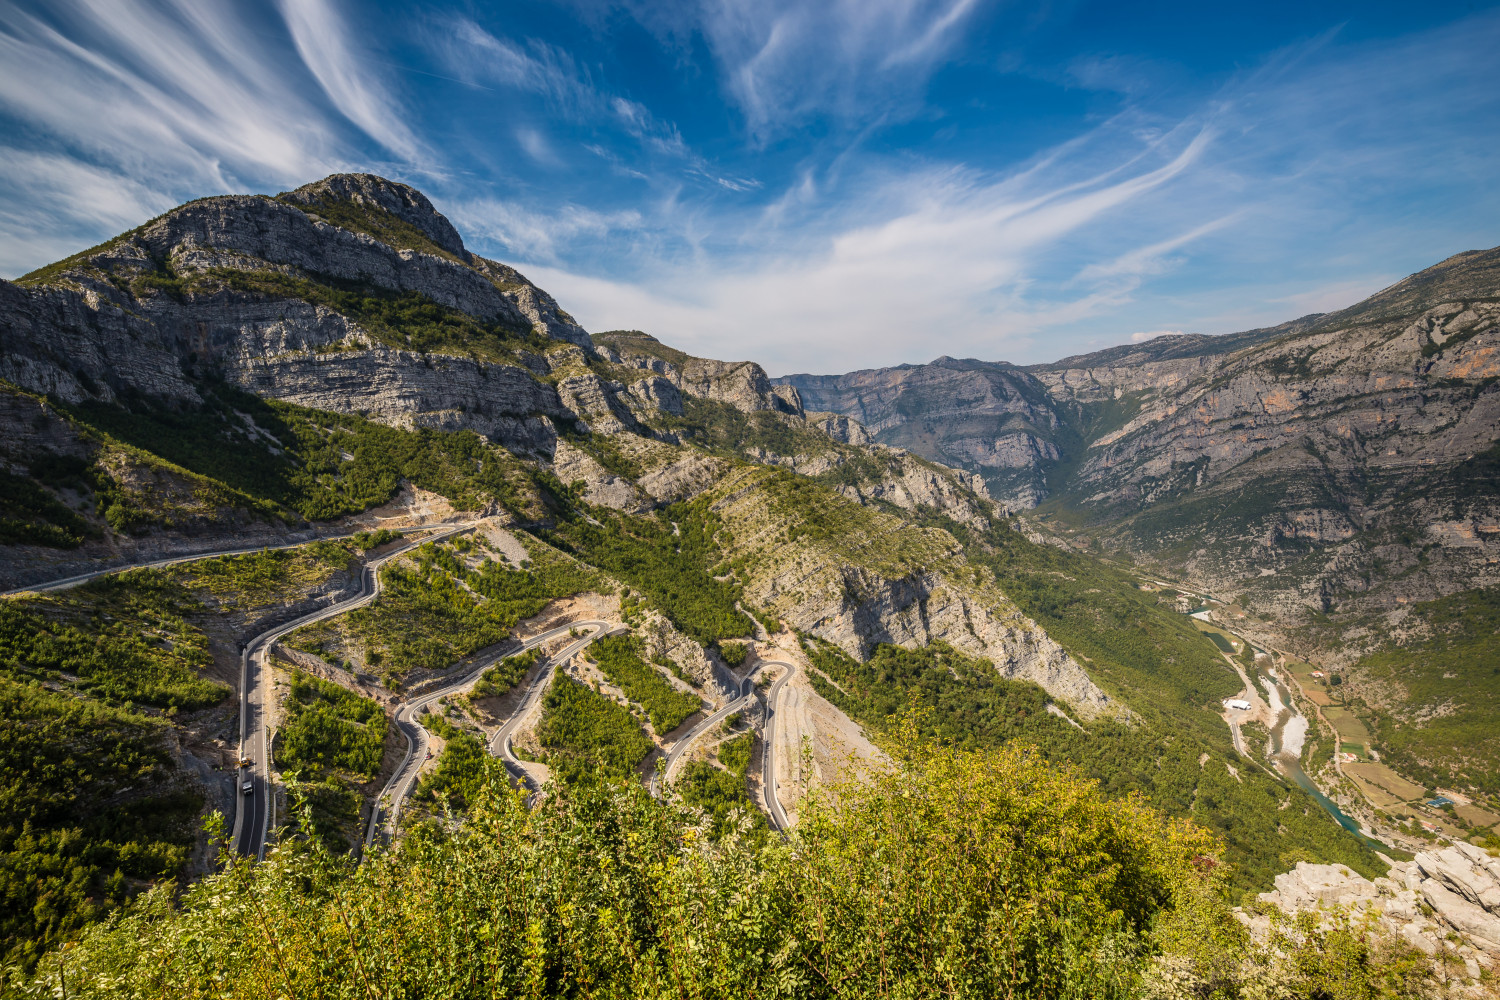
[1,0,1496,374]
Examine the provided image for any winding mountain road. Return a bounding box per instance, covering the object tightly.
[0,529,379,598]
[648,657,798,834]
[758,660,798,832]
[490,622,623,793]
[650,677,753,798]
[365,620,619,845]
[232,523,478,859]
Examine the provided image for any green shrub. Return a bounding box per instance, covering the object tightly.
[589,634,702,733]
[0,678,199,972]
[715,640,748,668]
[536,673,654,784]
[12,726,1436,999]
[278,672,386,778]
[802,636,1384,900]
[350,529,402,552]
[471,648,541,700]
[538,502,752,644]
[0,576,228,710]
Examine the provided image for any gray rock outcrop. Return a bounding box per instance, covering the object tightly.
[1252,850,1500,974]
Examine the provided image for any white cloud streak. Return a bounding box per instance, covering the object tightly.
[276,0,422,161]
[0,0,430,276]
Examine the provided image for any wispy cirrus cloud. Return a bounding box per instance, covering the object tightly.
[276,0,423,162]
[523,122,1216,368]
[0,0,432,276]
[683,0,983,138]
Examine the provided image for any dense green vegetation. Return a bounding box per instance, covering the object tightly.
[278,673,387,779]
[173,542,352,608]
[296,537,598,679]
[929,514,1240,742]
[802,637,1385,900]
[716,640,748,667]
[536,673,654,785]
[415,712,488,812]
[676,732,766,844]
[0,678,200,972]
[276,672,388,852]
[0,574,228,710]
[588,634,702,733]
[68,388,540,522]
[470,648,541,701]
[1356,588,1500,794]
[539,501,752,644]
[10,730,1437,999]
[0,468,94,548]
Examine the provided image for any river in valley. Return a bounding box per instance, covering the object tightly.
[1254,659,1387,850]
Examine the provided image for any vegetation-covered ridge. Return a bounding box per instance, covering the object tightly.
[801,634,1384,901]
[289,534,599,684]
[8,727,1438,999]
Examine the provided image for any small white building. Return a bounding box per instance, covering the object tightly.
[1226,699,1252,711]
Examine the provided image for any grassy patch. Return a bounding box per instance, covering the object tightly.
[537,502,751,645]
[293,537,599,678]
[213,268,541,361]
[173,542,352,608]
[471,648,542,701]
[0,573,227,710]
[1356,588,1500,794]
[285,196,466,264]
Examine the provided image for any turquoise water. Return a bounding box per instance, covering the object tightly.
[1261,669,1387,851]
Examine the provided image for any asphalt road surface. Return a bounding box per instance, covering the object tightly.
[491,623,624,792]
[650,676,753,798]
[230,524,476,859]
[758,660,798,832]
[0,529,380,598]
[365,620,618,846]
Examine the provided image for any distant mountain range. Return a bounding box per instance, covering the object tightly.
[778,250,1500,615]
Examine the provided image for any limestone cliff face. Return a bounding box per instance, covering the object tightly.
[704,467,1112,716]
[594,331,804,416]
[1061,252,1500,613]
[829,451,998,528]
[1,174,1114,723]
[0,174,614,454]
[776,357,1065,505]
[775,248,1500,614]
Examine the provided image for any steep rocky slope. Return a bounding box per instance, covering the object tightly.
[779,249,1500,618]
[1,174,1407,972]
[782,357,1067,507]
[0,173,1105,715]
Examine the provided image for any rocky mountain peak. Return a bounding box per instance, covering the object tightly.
[280,172,470,261]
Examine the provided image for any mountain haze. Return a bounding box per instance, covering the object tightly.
[778,251,1500,617]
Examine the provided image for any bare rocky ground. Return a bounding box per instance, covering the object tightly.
[1246,844,1500,991]
[755,641,886,824]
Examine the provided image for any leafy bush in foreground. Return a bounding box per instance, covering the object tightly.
[7,725,1435,999]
